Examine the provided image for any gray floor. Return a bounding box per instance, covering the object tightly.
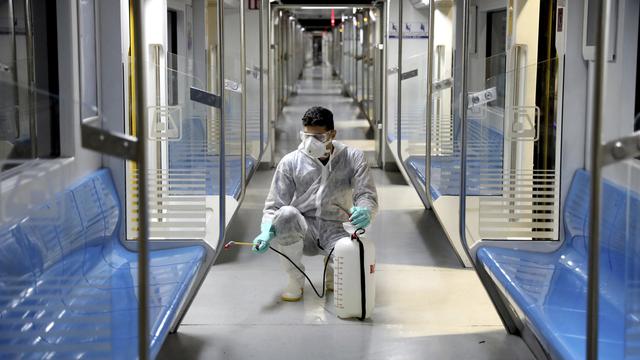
[158,65,534,360]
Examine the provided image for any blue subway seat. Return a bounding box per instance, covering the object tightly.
[476,169,640,359]
[403,119,504,201]
[0,169,206,359]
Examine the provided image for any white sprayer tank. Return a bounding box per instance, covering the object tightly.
[333,229,375,319]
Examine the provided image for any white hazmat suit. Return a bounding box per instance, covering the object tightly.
[262,141,378,284]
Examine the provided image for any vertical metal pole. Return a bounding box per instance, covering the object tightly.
[267,2,274,166]
[381,1,389,168]
[396,0,402,161]
[355,14,359,102]
[9,0,19,138]
[586,0,606,358]
[258,0,264,157]
[24,0,36,156]
[131,0,149,359]
[424,0,435,206]
[458,0,475,264]
[240,0,247,200]
[217,0,226,244]
[153,45,162,178]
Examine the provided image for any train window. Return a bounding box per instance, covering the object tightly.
[636,12,640,133]
[167,9,178,106]
[78,0,99,119]
[582,0,598,60]
[0,0,60,172]
[486,10,507,109]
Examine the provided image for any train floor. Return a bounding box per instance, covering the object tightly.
[158,65,534,360]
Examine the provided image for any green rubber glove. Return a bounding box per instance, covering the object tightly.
[252,222,275,254]
[349,206,371,229]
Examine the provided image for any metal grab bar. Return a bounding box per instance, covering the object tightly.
[510,44,526,109]
[239,0,247,203]
[395,0,403,164]
[130,1,150,358]
[458,0,474,267]
[423,0,436,208]
[25,0,35,155]
[216,0,226,261]
[587,1,607,358]
[9,0,19,139]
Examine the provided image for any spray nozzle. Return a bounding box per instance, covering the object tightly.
[223,241,256,250]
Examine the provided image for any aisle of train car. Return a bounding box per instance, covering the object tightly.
[159,64,534,359]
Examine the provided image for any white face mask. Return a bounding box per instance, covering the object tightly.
[302,136,331,158]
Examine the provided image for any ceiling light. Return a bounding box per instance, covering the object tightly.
[300,6,349,10]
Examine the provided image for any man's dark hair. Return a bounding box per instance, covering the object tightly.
[302,106,334,130]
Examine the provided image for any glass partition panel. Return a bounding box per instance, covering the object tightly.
[245,2,261,170]
[398,5,429,195]
[223,0,245,200]
[463,57,561,246]
[429,3,457,201]
[127,56,214,244]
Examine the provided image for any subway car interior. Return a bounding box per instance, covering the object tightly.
[0,0,639,359]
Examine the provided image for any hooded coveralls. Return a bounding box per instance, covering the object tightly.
[261,141,378,282]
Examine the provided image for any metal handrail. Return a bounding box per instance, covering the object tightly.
[239,0,247,203]
[25,0,36,155]
[586,0,607,358]
[457,0,476,267]
[216,0,226,258]
[395,0,403,176]
[9,0,19,139]
[424,0,436,208]
[131,0,150,358]
[258,0,265,160]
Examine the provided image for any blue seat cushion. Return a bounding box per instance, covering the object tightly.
[0,169,206,359]
[476,169,640,360]
[403,119,504,201]
[477,246,623,360]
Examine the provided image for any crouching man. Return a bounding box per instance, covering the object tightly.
[252,106,378,301]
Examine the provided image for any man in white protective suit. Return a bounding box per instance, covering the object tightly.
[252,106,378,301]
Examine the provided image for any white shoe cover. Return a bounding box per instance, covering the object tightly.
[281,276,304,302]
[325,257,334,292]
